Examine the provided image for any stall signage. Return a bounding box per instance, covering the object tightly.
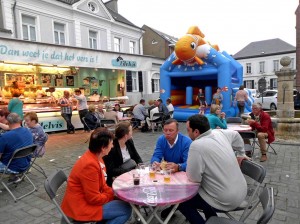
[0,38,153,70]
[111,56,136,68]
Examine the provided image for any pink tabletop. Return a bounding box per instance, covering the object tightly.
[113,171,199,206]
[227,124,252,132]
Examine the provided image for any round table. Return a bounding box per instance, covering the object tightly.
[113,171,199,223]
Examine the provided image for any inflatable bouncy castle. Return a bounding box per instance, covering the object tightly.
[160,26,251,121]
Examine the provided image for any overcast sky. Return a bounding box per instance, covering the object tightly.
[117,0,298,55]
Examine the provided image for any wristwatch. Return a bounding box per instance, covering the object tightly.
[178,163,182,171]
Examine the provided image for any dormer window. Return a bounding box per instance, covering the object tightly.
[88,1,98,13]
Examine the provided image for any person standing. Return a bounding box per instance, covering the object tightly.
[178,114,248,224]
[247,103,275,162]
[8,92,24,120]
[211,87,223,108]
[196,89,207,115]
[235,85,249,117]
[58,90,75,134]
[73,89,89,132]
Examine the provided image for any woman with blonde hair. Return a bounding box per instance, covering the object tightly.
[206,104,227,129]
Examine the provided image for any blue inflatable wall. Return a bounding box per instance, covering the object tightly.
[160,48,250,121]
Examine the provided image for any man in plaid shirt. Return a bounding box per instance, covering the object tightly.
[58,91,75,134]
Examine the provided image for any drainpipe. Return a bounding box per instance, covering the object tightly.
[12,0,18,38]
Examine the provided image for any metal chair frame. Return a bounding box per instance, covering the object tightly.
[149,112,164,133]
[44,170,99,224]
[213,160,266,222]
[0,144,38,202]
[206,187,275,224]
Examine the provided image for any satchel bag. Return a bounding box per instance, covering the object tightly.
[120,159,137,171]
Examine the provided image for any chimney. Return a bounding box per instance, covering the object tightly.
[105,0,118,13]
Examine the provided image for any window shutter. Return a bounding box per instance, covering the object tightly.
[126,71,132,92]
[251,80,254,89]
[138,71,143,92]
[151,79,154,93]
[243,81,246,87]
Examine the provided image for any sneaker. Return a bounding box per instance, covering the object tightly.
[260,154,267,162]
[8,175,23,184]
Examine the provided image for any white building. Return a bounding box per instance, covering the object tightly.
[233,38,296,93]
[0,0,163,105]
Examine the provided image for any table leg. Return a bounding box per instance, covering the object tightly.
[130,204,148,224]
[146,206,163,224]
[163,204,179,224]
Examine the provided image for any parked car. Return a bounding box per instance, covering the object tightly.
[254,89,299,110]
[246,88,259,98]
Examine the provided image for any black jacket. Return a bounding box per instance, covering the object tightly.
[103,138,143,186]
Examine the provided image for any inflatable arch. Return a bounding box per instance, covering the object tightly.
[160,26,251,121]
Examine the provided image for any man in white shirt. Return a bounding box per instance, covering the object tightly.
[73,89,89,132]
[178,114,249,224]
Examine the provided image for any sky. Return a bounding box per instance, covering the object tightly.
[116,0,299,55]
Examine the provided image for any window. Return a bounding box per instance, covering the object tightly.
[152,73,160,92]
[132,71,138,91]
[244,80,254,89]
[289,58,295,69]
[273,60,279,72]
[22,15,36,41]
[259,61,265,73]
[54,22,65,45]
[114,37,121,52]
[246,63,251,74]
[270,78,277,89]
[129,41,135,54]
[87,1,98,13]
[89,30,97,49]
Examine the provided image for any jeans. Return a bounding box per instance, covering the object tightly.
[79,109,89,131]
[61,113,74,132]
[178,193,217,224]
[0,161,18,174]
[101,200,132,224]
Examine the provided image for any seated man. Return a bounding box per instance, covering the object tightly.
[132,99,148,124]
[179,114,249,224]
[150,118,192,218]
[247,102,275,162]
[157,98,169,121]
[151,118,192,172]
[0,113,33,182]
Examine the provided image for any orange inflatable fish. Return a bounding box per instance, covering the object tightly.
[172,26,219,65]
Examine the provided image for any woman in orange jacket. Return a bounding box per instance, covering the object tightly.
[61,128,132,223]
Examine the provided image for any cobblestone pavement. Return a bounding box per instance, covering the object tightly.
[0,122,300,224]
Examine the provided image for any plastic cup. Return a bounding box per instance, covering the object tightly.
[149,166,156,179]
[163,169,171,183]
[133,173,140,185]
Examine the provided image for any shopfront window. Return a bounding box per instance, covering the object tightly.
[129,41,135,54]
[54,22,65,45]
[89,30,97,49]
[114,37,121,52]
[22,15,36,41]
